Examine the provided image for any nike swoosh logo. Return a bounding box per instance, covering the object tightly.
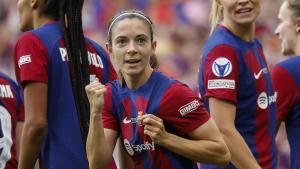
[254,70,263,79]
[254,68,268,80]
[123,117,132,124]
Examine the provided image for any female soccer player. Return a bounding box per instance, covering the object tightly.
[273,1,300,168]
[85,10,230,169]
[0,72,24,168]
[198,0,277,168]
[14,0,117,168]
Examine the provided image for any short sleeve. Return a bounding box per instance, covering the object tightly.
[271,65,297,123]
[14,32,48,87]
[158,82,210,135]
[203,44,239,104]
[102,84,119,131]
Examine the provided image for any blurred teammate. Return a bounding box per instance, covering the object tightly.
[272,1,300,168]
[85,10,230,169]
[0,72,24,169]
[14,0,117,168]
[198,0,277,168]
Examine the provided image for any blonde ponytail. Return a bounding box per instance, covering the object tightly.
[210,0,224,35]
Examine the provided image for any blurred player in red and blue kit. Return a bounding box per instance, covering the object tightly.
[0,72,24,169]
[14,0,117,168]
[273,0,300,168]
[85,10,231,169]
[198,0,277,168]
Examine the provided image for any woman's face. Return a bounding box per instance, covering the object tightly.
[220,0,260,26]
[108,18,156,78]
[275,2,299,56]
[17,0,34,31]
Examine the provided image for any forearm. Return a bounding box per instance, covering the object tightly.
[18,123,46,169]
[160,133,229,166]
[221,128,261,169]
[86,113,110,169]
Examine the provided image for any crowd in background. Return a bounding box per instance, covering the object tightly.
[0,0,290,168]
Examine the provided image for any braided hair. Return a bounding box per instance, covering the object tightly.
[43,0,90,147]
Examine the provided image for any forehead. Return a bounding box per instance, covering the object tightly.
[111,18,151,38]
[278,2,293,19]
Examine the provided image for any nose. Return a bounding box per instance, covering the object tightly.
[274,25,280,37]
[127,41,137,56]
[238,0,249,5]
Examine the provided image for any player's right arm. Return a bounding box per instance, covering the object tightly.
[19,83,47,169]
[203,45,261,169]
[209,98,261,169]
[14,33,48,169]
[85,80,118,169]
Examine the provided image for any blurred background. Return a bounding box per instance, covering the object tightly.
[0,0,290,168]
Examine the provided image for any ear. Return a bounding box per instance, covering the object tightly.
[106,43,113,58]
[151,41,157,51]
[31,0,39,9]
[296,18,300,33]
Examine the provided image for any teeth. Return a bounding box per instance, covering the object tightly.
[237,8,251,13]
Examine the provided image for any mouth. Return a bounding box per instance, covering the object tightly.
[125,59,141,64]
[236,8,252,14]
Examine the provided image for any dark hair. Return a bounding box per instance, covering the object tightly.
[43,0,90,147]
[108,10,158,86]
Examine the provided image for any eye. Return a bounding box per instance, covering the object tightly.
[116,38,127,46]
[136,37,146,45]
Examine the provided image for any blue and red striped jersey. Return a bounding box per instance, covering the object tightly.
[102,71,210,169]
[0,72,24,169]
[198,25,277,169]
[14,22,117,169]
[271,56,300,169]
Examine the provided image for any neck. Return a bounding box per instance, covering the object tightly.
[123,67,153,90]
[223,20,255,42]
[33,14,56,29]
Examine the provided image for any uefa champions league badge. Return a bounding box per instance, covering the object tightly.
[212,57,232,77]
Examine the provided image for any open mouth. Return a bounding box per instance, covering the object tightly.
[125,59,141,64]
[236,8,252,14]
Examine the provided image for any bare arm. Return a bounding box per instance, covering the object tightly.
[18,83,47,169]
[209,97,261,169]
[142,115,230,166]
[85,80,118,169]
[15,121,24,159]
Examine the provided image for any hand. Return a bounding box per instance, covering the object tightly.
[85,78,107,114]
[142,114,168,145]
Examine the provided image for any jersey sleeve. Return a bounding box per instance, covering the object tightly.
[158,82,210,135]
[102,84,119,131]
[203,44,239,104]
[14,32,48,87]
[271,65,298,123]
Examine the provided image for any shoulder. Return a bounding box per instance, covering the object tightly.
[16,32,40,44]
[85,38,108,57]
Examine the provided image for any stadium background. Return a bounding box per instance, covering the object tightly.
[0,0,290,168]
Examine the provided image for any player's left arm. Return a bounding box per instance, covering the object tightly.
[142,83,230,166]
[142,115,230,166]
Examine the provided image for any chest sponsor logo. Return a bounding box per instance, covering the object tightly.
[257,91,277,109]
[123,139,155,156]
[18,55,32,68]
[208,79,235,89]
[0,85,13,99]
[254,67,268,80]
[59,48,104,68]
[179,100,200,116]
[212,57,232,77]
